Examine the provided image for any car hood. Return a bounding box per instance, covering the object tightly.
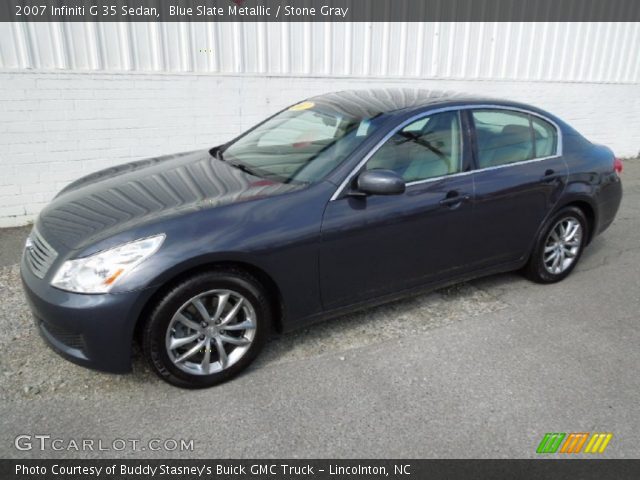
[36,150,304,251]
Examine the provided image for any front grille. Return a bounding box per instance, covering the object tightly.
[26,228,58,279]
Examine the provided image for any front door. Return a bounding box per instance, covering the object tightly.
[319,110,476,310]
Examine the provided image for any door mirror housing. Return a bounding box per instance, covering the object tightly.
[355,170,406,196]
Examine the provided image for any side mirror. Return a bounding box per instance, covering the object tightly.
[355,170,406,196]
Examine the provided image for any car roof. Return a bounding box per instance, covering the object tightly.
[309,88,535,120]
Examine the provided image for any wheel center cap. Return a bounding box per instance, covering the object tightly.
[205,326,218,337]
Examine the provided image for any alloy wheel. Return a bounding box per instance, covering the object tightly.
[165,289,257,375]
[543,217,583,275]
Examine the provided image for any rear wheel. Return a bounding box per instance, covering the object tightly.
[142,269,271,388]
[523,206,588,283]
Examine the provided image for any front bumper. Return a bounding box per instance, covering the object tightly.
[20,253,155,373]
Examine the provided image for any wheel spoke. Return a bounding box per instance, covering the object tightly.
[562,224,572,241]
[545,251,558,263]
[564,222,579,241]
[212,292,230,321]
[175,339,206,363]
[219,334,251,346]
[214,337,228,369]
[192,299,211,322]
[176,313,202,333]
[565,238,580,247]
[222,320,255,331]
[169,332,200,350]
[220,297,244,326]
[544,244,556,253]
[200,338,211,372]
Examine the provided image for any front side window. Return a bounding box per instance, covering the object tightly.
[365,111,462,182]
[222,102,383,183]
[472,109,558,168]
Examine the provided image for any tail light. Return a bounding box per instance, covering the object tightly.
[613,157,623,175]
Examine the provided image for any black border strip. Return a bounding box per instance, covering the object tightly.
[3,0,640,22]
[3,459,640,480]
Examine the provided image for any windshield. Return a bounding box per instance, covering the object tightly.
[220,101,383,183]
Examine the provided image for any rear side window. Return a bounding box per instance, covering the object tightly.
[531,116,558,158]
[472,110,533,168]
[472,109,558,169]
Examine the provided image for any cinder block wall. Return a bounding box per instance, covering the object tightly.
[1,71,638,227]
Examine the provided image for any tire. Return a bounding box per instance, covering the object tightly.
[523,206,588,284]
[142,269,271,388]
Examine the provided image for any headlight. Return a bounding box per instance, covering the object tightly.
[51,234,165,294]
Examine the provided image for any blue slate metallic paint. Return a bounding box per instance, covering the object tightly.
[20,90,623,373]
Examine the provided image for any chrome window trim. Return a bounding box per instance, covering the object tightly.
[330,104,563,201]
[404,153,561,187]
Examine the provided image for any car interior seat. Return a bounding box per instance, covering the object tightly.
[484,124,533,167]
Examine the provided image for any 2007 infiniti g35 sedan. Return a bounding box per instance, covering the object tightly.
[21,89,622,388]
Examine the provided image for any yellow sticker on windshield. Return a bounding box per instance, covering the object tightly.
[289,101,315,111]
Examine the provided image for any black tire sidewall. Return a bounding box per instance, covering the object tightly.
[528,206,588,283]
[143,270,270,388]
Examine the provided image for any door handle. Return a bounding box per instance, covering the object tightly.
[541,169,557,183]
[439,193,471,208]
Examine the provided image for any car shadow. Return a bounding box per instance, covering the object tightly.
[127,236,609,385]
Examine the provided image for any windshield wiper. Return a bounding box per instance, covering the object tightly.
[228,161,264,178]
[397,131,446,158]
[214,147,291,182]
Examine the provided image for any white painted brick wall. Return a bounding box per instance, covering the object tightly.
[1,71,639,227]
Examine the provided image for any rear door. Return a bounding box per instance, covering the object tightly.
[468,108,568,266]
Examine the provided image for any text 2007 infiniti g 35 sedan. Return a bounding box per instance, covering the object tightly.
[21,89,622,388]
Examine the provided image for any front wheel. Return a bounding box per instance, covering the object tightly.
[523,206,588,283]
[142,269,271,388]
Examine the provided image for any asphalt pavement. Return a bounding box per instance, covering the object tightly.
[0,161,638,459]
